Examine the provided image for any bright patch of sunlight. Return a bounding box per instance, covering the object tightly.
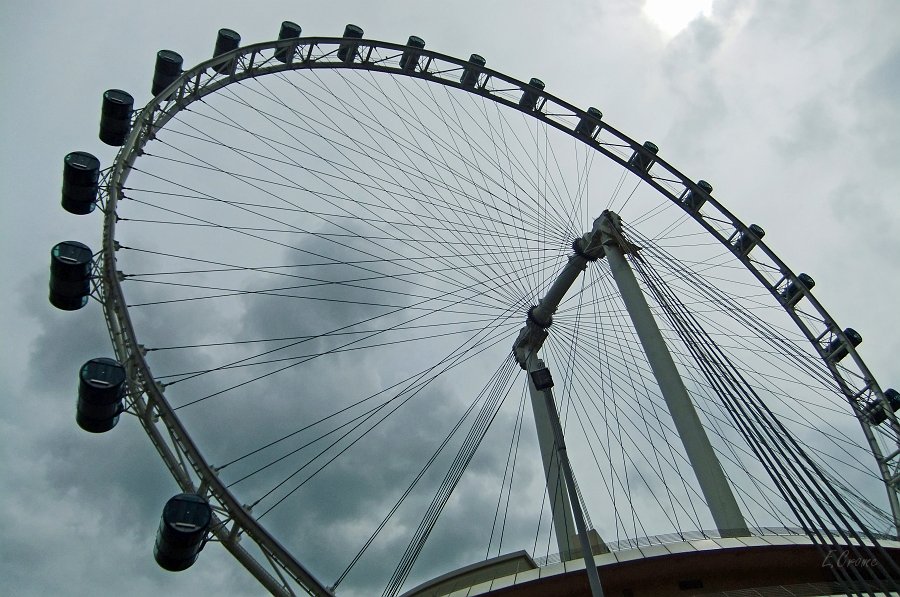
[642,0,714,38]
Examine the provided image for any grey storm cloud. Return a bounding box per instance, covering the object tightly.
[3,1,900,596]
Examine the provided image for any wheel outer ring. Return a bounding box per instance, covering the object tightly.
[99,35,900,595]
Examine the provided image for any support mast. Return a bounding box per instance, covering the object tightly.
[513,235,608,596]
[512,210,748,587]
[596,211,748,537]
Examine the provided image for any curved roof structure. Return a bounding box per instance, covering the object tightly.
[402,532,900,596]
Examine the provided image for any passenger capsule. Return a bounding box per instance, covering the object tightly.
[152,50,183,97]
[733,224,765,257]
[575,107,603,137]
[781,273,815,306]
[460,54,486,87]
[866,388,900,425]
[629,141,658,173]
[519,78,545,110]
[683,180,712,213]
[49,241,93,311]
[337,24,364,63]
[400,36,425,72]
[61,152,101,215]
[212,28,241,74]
[99,89,134,147]
[530,367,554,391]
[825,327,862,362]
[154,494,212,571]
[76,358,126,433]
[275,21,302,63]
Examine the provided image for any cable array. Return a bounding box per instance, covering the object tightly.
[628,226,899,592]
[109,61,896,595]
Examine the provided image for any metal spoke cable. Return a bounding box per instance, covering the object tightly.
[150,248,549,389]
[584,265,629,543]
[157,321,521,383]
[299,67,572,239]
[121,243,549,280]
[120,211,535,247]
[552,332,694,532]
[485,387,528,560]
[493,386,529,558]
[215,354,495,472]
[556,260,852,532]
[551,273,596,533]
[288,67,568,302]
[175,91,540,312]
[124,276,504,314]
[629,226,841,394]
[556,308,876,471]
[631,253,872,593]
[470,98,548,295]
[631,244,899,591]
[591,262,649,541]
[121,238,557,319]
[332,355,519,591]
[382,355,519,596]
[558,316,805,530]
[366,70,559,302]
[547,339,677,534]
[310,75,538,307]
[146,316,512,352]
[128,156,555,251]
[167,260,536,407]
[122,184,528,315]
[546,332,705,535]
[434,77,577,240]
[140,130,532,312]
[424,83,544,302]
[629,230,878,475]
[252,315,521,519]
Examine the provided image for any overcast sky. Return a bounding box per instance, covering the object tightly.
[2,1,899,596]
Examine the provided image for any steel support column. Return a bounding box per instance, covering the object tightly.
[526,354,605,597]
[525,352,580,560]
[597,210,749,537]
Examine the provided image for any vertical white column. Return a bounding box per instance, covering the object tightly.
[598,211,749,537]
[525,352,579,560]
[527,354,605,597]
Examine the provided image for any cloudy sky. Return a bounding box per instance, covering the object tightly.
[2,1,899,596]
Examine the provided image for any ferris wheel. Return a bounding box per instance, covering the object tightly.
[51,22,900,596]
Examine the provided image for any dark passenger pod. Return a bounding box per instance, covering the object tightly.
[49,241,93,311]
[76,358,126,433]
[154,494,213,571]
[61,151,101,215]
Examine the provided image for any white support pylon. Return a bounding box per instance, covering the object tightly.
[524,350,580,560]
[513,251,593,561]
[512,234,607,597]
[596,210,749,537]
[526,354,605,597]
[512,209,749,581]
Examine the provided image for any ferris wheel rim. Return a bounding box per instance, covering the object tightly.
[96,33,900,595]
